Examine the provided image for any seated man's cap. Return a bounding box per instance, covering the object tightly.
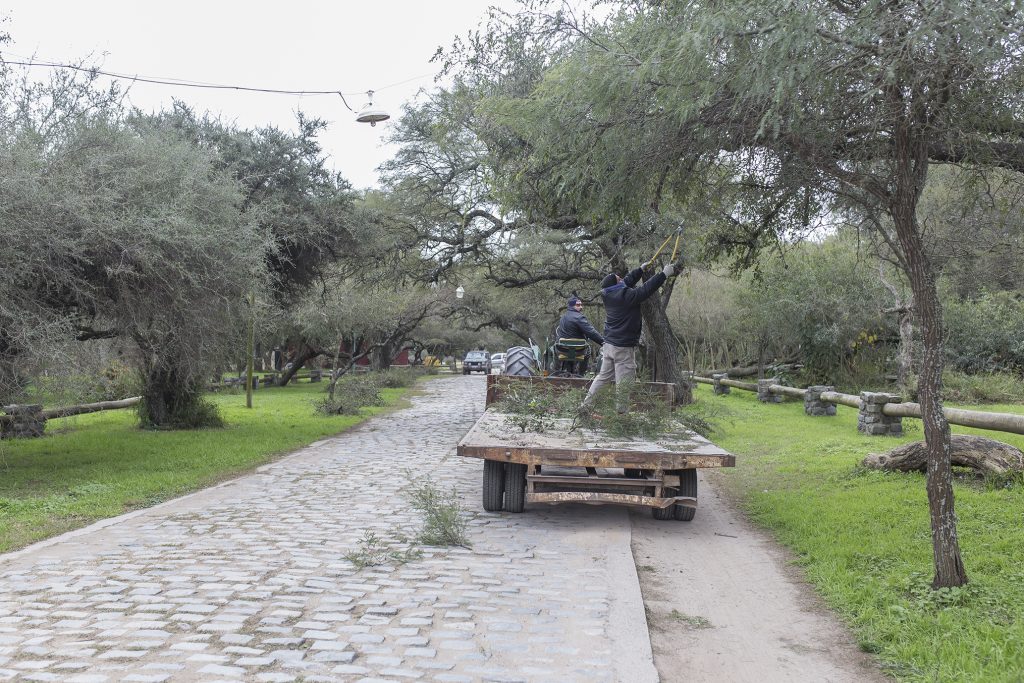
[567,296,582,308]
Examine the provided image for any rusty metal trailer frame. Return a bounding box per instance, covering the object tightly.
[456,375,736,520]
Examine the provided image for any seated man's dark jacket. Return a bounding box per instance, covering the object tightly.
[556,309,604,345]
[601,267,666,347]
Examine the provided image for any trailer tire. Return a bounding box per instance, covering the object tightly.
[503,346,537,377]
[482,460,505,512]
[673,468,698,521]
[504,463,527,512]
[651,503,675,520]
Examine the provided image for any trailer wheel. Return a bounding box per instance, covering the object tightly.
[673,469,698,521]
[482,460,505,511]
[624,468,643,478]
[504,463,527,512]
[504,346,537,377]
[651,503,674,520]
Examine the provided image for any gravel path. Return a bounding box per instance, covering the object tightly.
[0,375,655,683]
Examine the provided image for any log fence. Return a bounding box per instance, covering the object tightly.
[691,374,1024,437]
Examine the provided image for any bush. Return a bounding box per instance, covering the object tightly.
[316,375,384,415]
[372,368,422,388]
[908,370,1024,404]
[137,394,223,430]
[945,291,1024,374]
[404,474,471,547]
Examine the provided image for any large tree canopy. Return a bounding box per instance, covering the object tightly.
[425,0,1024,587]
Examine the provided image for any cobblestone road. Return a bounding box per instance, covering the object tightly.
[0,376,654,683]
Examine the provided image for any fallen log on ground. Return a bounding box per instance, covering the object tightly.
[862,435,1024,475]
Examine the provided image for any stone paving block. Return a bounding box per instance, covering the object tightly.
[0,377,644,683]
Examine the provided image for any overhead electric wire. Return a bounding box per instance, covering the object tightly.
[0,55,438,99]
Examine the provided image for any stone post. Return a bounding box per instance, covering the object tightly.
[712,373,730,395]
[858,392,903,436]
[310,369,322,383]
[804,385,836,416]
[1,404,46,439]
[758,378,782,403]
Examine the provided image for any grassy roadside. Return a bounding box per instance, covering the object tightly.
[701,384,1024,682]
[0,380,421,553]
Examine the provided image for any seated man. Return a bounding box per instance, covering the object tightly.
[555,296,604,375]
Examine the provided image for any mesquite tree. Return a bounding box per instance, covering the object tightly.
[490,0,1024,587]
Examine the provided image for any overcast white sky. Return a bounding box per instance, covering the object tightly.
[1,1,518,190]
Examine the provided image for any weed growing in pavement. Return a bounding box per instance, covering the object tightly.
[404,473,471,548]
[668,610,713,629]
[343,529,422,569]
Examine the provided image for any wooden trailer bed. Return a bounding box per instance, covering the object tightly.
[457,375,736,521]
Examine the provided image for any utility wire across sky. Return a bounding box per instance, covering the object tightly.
[0,56,436,99]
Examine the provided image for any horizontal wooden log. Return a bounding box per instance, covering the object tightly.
[820,391,862,408]
[770,384,807,399]
[42,397,141,419]
[883,402,1024,436]
[720,378,758,391]
[701,363,802,378]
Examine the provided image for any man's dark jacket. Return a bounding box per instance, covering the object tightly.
[556,309,604,345]
[600,267,666,347]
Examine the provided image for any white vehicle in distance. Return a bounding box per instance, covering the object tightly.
[490,352,506,374]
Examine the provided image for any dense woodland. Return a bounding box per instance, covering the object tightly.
[2,2,1024,587]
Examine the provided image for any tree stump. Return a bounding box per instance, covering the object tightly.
[862,435,1024,475]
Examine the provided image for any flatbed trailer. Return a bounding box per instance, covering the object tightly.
[456,375,736,520]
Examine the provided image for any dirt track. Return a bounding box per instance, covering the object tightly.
[629,471,887,683]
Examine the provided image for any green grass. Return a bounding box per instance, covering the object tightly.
[0,382,412,553]
[701,384,1024,682]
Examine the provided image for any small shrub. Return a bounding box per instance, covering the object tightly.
[138,395,223,429]
[405,474,471,547]
[316,375,384,415]
[930,370,1024,404]
[344,530,422,569]
[373,368,420,388]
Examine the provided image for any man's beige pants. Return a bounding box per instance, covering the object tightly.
[583,343,637,410]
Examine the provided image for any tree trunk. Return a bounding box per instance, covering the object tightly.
[277,342,322,386]
[896,308,914,390]
[138,363,220,429]
[890,131,967,588]
[371,340,395,371]
[641,298,691,405]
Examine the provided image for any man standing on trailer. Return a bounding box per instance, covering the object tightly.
[583,262,675,411]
